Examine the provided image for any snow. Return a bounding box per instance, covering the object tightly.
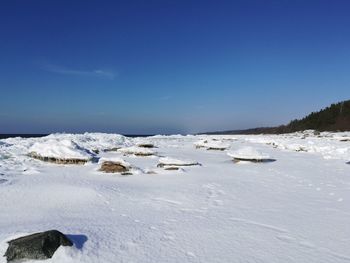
[29,139,93,160]
[158,157,199,166]
[244,131,350,160]
[118,146,155,156]
[227,146,271,161]
[194,139,229,150]
[45,133,132,152]
[0,131,350,262]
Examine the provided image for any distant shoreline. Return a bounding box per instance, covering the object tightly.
[0,134,154,139]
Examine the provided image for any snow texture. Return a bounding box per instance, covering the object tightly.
[194,139,229,150]
[227,146,270,160]
[29,139,93,160]
[158,157,199,166]
[0,131,350,263]
[118,146,155,156]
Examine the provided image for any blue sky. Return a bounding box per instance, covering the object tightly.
[1,0,349,134]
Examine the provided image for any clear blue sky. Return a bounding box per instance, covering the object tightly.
[1,0,349,134]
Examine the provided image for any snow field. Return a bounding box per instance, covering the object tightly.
[0,131,349,262]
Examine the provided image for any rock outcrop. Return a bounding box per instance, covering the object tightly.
[4,230,73,262]
[99,161,129,173]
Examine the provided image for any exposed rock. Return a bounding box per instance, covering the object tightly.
[164,166,179,171]
[157,157,200,168]
[29,153,88,165]
[28,139,93,164]
[295,147,308,152]
[206,147,226,151]
[99,161,129,173]
[232,157,273,163]
[137,143,156,148]
[103,147,120,152]
[134,152,154,156]
[194,139,229,150]
[0,178,8,184]
[92,149,100,154]
[119,146,155,156]
[4,230,73,262]
[194,139,207,149]
[313,130,321,136]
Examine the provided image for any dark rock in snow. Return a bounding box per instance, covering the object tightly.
[103,147,120,152]
[29,152,88,165]
[99,161,129,173]
[4,230,73,262]
[92,149,100,154]
[164,166,180,171]
[137,143,156,148]
[0,178,8,184]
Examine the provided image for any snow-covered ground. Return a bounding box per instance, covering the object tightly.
[0,131,349,263]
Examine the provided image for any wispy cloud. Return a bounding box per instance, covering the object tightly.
[43,64,116,80]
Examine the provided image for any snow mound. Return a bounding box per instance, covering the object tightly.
[98,157,131,168]
[119,146,155,156]
[194,139,229,150]
[227,147,271,161]
[29,139,93,161]
[45,133,131,152]
[194,139,207,148]
[158,157,199,167]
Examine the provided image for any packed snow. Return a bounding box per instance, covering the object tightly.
[29,139,93,160]
[194,139,229,150]
[0,131,350,263]
[227,146,271,161]
[118,146,155,156]
[158,157,199,166]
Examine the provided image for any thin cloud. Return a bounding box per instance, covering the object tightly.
[43,64,116,80]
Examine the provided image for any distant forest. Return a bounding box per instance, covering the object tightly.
[206,100,350,135]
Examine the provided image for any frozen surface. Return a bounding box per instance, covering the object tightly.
[227,146,270,160]
[118,146,155,156]
[29,139,93,160]
[158,157,199,166]
[194,139,230,150]
[0,131,350,263]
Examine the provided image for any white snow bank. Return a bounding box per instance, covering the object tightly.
[244,132,350,160]
[29,139,93,160]
[227,147,270,161]
[45,133,131,151]
[119,146,155,156]
[158,157,199,166]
